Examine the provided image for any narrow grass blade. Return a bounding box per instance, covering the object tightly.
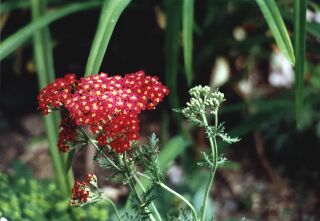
[306,21,320,38]
[256,0,295,64]
[164,0,182,109]
[65,149,75,175]
[0,0,61,14]
[159,135,190,170]
[68,0,131,187]
[294,0,307,128]
[0,1,102,61]
[42,117,69,194]
[1,0,30,14]
[182,0,194,86]
[31,0,73,194]
[85,0,131,75]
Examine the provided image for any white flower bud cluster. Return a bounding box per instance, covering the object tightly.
[206,91,225,114]
[189,85,211,99]
[180,85,225,123]
[186,97,204,112]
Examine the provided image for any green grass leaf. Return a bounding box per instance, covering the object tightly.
[255,0,295,64]
[159,135,190,170]
[165,0,182,109]
[182,0,194,86]
[0,1,102,61]
[294,0,307,128]
[0,0,30,14]
[31,0,73,195]
[65,149,75,175]
[64,0,131,183]
[0,0,63,14]
[306,21,320,38]
[85,0,131,76]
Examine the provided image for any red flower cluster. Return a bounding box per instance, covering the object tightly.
[86,173,96,185]
[37,74,76,115]
[70,173,98,206]
[37,71,169,153]
[57,117,77,152]
[71,180,90,205]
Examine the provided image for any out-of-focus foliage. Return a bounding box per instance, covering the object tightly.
[0,172,109,221]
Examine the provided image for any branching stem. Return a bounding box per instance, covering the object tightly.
[121,154,157,221]
[104,196,121,221]
[133,175,163,221]
[79,128,121,171]
[158,182,198,221]
[200,112,218,221]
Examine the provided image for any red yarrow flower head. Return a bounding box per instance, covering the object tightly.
[70,173,99,206]
[70,180,91,206]
[37,71,169,153]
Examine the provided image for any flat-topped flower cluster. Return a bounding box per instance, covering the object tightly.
[38,71,169,153]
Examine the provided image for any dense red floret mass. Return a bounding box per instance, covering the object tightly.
[96,114,140,152]
[37,71,169,153]
[57,117,77,152]
[71,180,90,205]
[37,74,77,115]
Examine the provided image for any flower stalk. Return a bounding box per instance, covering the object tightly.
[200,112,218,221]
[133,175,163,221]
[158,182,198,221]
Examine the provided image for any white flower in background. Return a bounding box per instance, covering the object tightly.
[0,217,8,221]
[210,57,230,89]
[166,165,183,185]
[268,50,294,88]
[233,26,247,41]
[306,9,320,23]
[238,78,254,98]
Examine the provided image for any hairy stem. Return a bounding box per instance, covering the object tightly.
[80,128,121,171]
[158,182,198,221]
[81,128,156,220]
[133,175,163,221]
[121,154,156,221]
[200,112,218,221]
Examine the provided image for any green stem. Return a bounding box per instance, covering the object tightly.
[137,171,152,180]
[294,0,307,128]
[80,128,157,221]
[31,0,72,196]
[158,182,198,221]
[104,197,121,221]
[200,112,218,221]
[42,116,68,195]
[120,154,156,221]
[134,175,163,221]
[85,0,131,75]
[79,128,121,171]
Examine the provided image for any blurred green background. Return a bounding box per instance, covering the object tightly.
[0,0,320,220]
